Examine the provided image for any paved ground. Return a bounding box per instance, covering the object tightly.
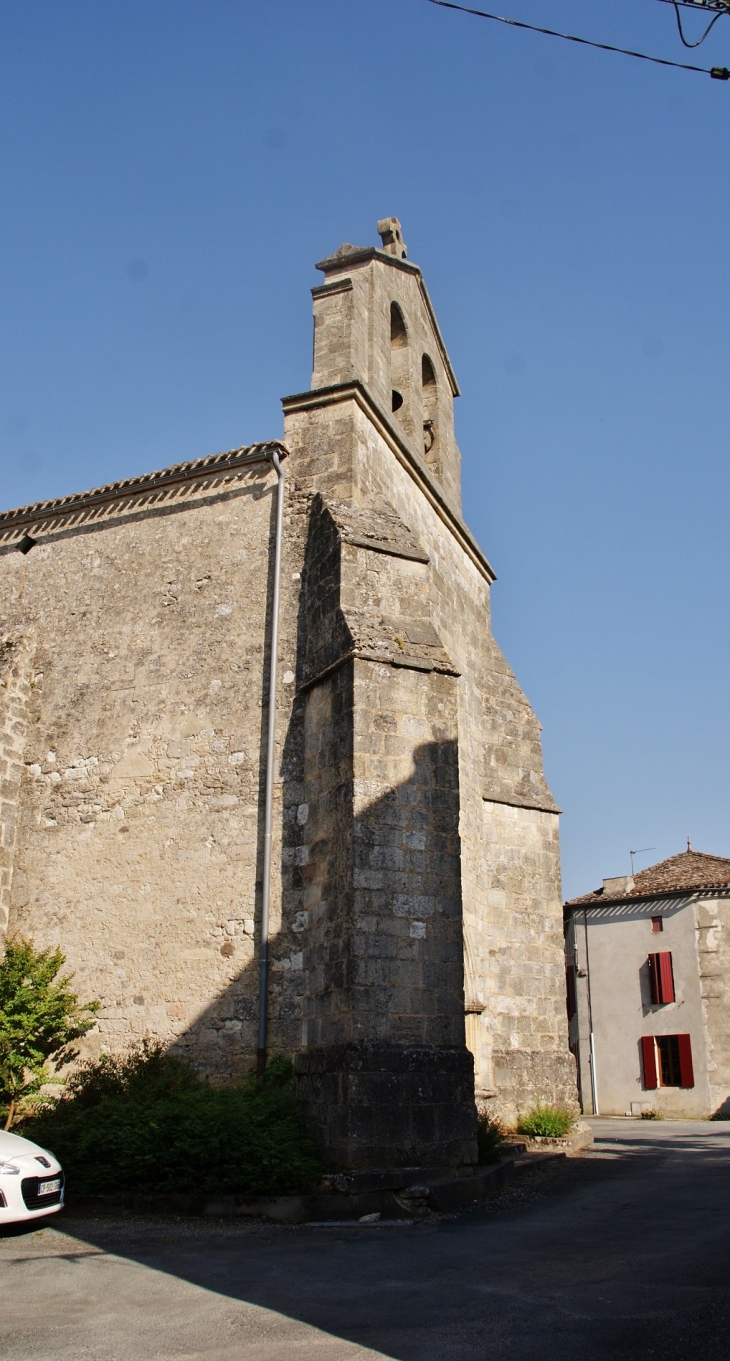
[1,1118,728,1361]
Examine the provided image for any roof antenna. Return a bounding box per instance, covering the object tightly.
[629,847,655,875]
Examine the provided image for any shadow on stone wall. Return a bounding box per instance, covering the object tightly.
[162,485,473,1169]
[164,725,473,1145]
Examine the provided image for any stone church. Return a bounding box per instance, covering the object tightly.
[0,219,576,1169]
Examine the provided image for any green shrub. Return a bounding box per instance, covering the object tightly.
[516,1103,574,1138]
[640,1108,664,1120]
[23,1044,322,1198]
[0,936,99,1129]
[476,1110,507,1164]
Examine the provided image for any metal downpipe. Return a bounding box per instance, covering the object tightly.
[257,447,285,1077]
[583,908,599,1115]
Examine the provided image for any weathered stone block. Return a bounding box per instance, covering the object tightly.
[294,1042,477,1169]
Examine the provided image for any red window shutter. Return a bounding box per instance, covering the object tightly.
[677,1034,694,1088]
[649,953,675,1004]
[659,952,675,1004]
[648,954,661,1005]
[641,1035,658,1089]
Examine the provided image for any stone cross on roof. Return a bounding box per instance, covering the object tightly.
[377,216,407,259]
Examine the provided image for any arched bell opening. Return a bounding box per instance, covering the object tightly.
[390,303,413,437]
[421,353,441,479]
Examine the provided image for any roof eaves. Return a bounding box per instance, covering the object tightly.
[0,442,286,546]
[565,883,730,910]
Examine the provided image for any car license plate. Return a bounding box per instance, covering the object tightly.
[38,1178,60,1195]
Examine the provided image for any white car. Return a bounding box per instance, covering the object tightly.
[0,1129,64,1225]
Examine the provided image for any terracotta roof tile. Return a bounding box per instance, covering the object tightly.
[566,848,730,906]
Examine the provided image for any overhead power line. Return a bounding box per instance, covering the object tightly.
[614,0,730,45]
[671,1,725,46]
[424,0,730,78]
[648,1,730,12]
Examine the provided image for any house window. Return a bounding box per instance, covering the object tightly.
[648,951,675,1005]
[657,1035,681,1087]
[651,917,663,933]
[641,1033,694,1089]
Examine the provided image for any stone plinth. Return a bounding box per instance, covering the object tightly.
[294,1042,477,1169]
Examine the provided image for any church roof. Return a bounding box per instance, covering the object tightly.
[0,442,286,548]
[566,848,730,906]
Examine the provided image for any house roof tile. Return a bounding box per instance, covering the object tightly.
[566,848,730,907]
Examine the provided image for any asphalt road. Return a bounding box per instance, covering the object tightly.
[1,1118,728,1361]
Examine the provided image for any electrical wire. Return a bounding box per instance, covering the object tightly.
[612,0,729,49]
[646,0,730,12]
[672,0,725,44]
[649,0,729,11]
[424,0,730,77]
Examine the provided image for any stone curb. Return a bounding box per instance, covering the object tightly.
[513,1151,567,1170]
[63,1154,547,1224]
[518,1122,594,1156]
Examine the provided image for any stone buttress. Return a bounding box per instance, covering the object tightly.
[292,493,476,1167]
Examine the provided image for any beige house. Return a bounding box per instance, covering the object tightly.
[565,849,730,1118]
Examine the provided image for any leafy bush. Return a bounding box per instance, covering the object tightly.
[0,937,99,1129]
[641,1108,664,1120]
[516,1103,574,1138]
[23,1044,322,1198]
[476,1110,508,1164]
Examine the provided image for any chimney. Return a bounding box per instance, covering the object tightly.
[602,875,635,897]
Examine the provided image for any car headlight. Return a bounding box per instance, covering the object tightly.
[0,1162,21,1175]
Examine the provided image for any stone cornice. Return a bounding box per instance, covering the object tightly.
[343,533,429,563]
[298,646,461,695]
[282,381,496,586]
[311,276,354,300]
[483,791,562,815]
[0,443,286,547]
[315,245,420,276]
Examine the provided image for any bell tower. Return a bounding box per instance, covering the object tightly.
[304,218,463,512]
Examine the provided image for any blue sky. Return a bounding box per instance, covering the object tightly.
[1,0,729,897]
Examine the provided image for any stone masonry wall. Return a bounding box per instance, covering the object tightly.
[0,459,311,1075]
[479,799,572,1123]
[696,896,730,1116]
[0,630,36,935]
